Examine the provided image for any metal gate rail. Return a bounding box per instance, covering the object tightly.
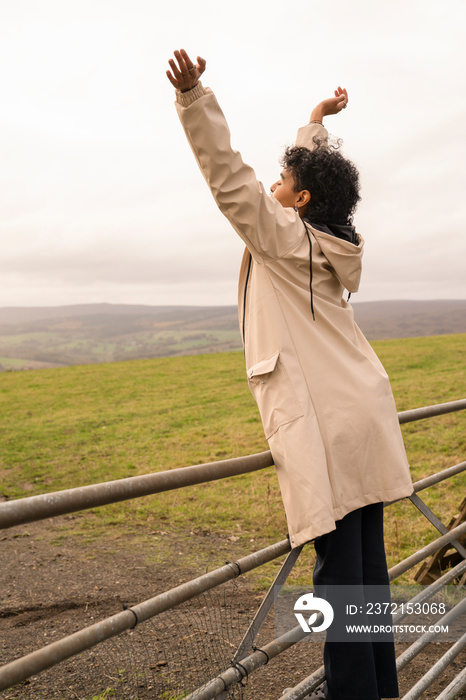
[0,399,465,698]
[1,400,465,531]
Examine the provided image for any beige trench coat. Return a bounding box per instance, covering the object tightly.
[175,84,414,547]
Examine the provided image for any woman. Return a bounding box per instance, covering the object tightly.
[167,49,413,700]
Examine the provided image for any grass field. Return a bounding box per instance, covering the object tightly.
[0,333,465,586]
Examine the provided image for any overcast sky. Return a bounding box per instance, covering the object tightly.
[1,0,465,308]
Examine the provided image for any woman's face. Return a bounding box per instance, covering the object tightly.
[271,169,310,213]
[270,169,299,209]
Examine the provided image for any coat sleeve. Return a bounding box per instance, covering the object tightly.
[175,83,328,262]
[296,123,329,150]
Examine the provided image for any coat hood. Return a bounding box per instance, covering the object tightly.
[306,222,364,293]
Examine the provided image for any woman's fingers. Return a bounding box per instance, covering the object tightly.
[336,86,348,106]
[168,57,183,79]
[166,69,178,88]
[180,48,196,72]
[174,50,189,76]
[332,87,348,111]
[166,49,205,90]
[197,56,206,74]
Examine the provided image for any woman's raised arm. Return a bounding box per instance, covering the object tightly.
[309,87,348,124]
[167,49,308,261]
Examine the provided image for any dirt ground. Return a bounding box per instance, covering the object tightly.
[0,516,465,700]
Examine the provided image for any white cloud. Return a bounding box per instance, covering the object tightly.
[1,0,465,306]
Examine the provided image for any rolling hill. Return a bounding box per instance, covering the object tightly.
[0,300,465,370]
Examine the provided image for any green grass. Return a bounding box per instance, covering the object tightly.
[0,335,465,585]
[0,356,35,368]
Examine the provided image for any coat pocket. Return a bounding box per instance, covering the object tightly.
[247,351,303,439]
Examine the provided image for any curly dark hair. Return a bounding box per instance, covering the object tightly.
[281,143,361,225]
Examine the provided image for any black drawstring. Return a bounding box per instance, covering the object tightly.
[242,252,252,345]
[304,226,316,321]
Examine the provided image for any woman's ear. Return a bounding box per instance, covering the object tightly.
[296,190,311,215]
[299,190,311,207]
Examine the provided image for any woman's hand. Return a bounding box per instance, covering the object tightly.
[166,49,206,93]
[310,87,348,123]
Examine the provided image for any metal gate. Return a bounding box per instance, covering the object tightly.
[0,399,465,699]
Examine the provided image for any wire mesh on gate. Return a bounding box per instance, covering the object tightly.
[2,580,252,700]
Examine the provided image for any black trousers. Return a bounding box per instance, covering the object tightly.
[313,503,399,700]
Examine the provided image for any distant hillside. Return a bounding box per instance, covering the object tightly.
[352,300,466,340]
[0,305,241,371]
[0,300,465,370]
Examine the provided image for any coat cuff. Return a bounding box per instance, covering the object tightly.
[296,122,329,151]
[175,82,208,107]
